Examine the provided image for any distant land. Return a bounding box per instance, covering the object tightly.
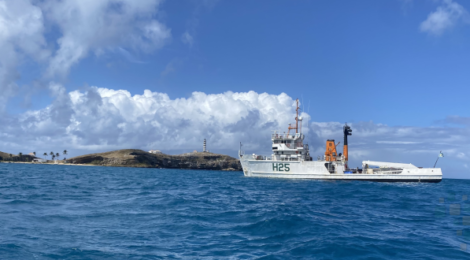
[0,151,35,162]
[0,149,242,171]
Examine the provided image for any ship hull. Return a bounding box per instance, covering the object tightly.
[240,159,442,183]
[248,172,441,182]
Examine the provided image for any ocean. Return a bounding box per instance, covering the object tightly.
[0,163,468,259]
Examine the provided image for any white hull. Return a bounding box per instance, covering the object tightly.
[240,159,442,183]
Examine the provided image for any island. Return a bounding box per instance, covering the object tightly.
[0,149,242,171]
[68,149,242,171]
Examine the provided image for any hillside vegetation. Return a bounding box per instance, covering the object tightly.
[0,151,35,162]
[67,149,242,171]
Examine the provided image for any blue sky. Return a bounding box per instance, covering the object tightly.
[61,0,470,126]
[1,0,470,178]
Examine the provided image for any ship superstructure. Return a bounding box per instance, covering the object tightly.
[239,99,442,182]
[270,100,311,162]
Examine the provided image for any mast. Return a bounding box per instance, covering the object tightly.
[295,99,299,133]
[288,99,300,135]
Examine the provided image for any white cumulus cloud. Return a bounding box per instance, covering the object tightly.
[420,0,469,36]
[3,89,301,155]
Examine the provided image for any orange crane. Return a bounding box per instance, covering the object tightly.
[325,140,340,161]
[324,124,352,165]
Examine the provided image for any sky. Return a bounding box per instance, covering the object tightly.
[1,0,470,179]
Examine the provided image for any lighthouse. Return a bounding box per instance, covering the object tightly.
[203,139,207,153]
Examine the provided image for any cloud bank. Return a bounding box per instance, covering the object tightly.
[1,89,300,154]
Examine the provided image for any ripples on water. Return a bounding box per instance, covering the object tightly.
[0,163,468,259]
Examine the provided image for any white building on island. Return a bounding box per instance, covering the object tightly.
[148,150,162,154]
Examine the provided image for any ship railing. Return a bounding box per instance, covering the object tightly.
[271,134,300,139]
[253,155,273,161]
[319,155,345,162]
[284,157,301,161]
[372,169,403,175]
[274,142,304,148]
[272,156,301,162]
[285,143,300,148]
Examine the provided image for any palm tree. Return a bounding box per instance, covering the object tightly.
[33,152,36,157]
[56,153,60,162]
[50,152,54,160]
[19,152,23,162]
[63,150,67,156]
[52,155,55,161]
[43,152,47,160]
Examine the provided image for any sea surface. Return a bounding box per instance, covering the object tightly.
[0,163,469,259]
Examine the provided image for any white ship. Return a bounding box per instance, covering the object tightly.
[238,100,442,183]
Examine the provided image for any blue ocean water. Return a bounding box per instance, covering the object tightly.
[0,163,469,259]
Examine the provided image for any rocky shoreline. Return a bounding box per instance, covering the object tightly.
[66,149,242,171]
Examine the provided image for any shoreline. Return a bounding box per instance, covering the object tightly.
[0,161,97,167]
[0,161,241,171]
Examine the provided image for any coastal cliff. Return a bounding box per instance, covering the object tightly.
[67,149,242,171]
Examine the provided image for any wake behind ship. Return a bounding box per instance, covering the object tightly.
[238,100,442,183]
